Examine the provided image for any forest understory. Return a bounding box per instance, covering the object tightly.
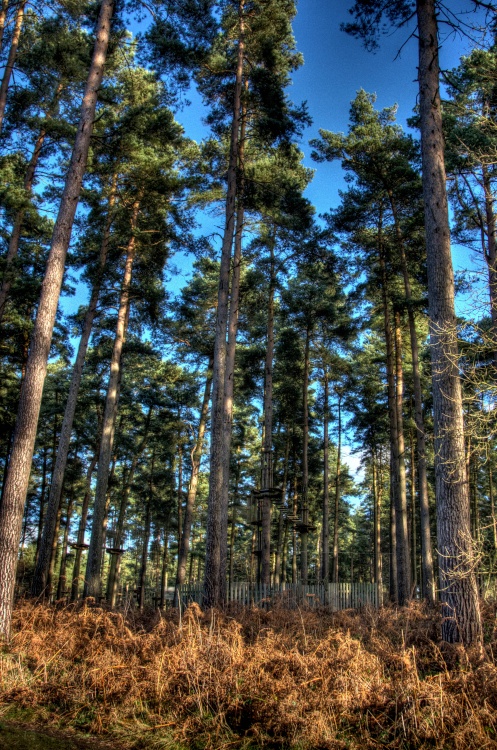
[1,600,497,750]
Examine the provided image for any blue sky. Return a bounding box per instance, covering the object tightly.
[167,1,489,285]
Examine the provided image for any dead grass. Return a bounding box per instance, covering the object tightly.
[1,599,497,749]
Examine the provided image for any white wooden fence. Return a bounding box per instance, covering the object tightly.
[179,581,381,610]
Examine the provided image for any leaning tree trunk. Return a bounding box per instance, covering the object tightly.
[84,198,140,599]
[0,0,10,55]
[0,0,114,641]
[416,0,482,645]
[174,361,213,605]
[0,0,26,133]
[203,1,245,609]
[31,175,118,598]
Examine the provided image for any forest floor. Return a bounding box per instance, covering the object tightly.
[1,600,497,749]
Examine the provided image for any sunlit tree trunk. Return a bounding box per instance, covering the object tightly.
[0,0,26,133]
[332,389,342,583]
[417,0,482,644]
[394,311,411,604]
[0,0,115,641]
[70,454,97,601]
[322,372,330,583]
[0,0,10,54]
[300,329,311,584]
[204,2,244,608]
[32,175,118,598]
[389,190,435,603]
[84,198,140,599]
[138,450,155,611]
[174,362,213,604]
[261,238,275,585]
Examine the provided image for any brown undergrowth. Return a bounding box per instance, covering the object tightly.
[1,600,497,749]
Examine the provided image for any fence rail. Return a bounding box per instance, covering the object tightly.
[179,581,381,610]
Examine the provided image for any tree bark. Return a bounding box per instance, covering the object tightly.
[261,238,275,585]
[70,454,97,601]
[322,372,330,583]
[300,328,311,584]
[482,165,497,367]
[0,0,114,641]
[106,410,151,606]
[160,520,170,609]
[388,190,435,603]
[378,207,400,602]
[32,175,118,597]
[274,436,289,585]
[56,495,74,601]
[0,0,10,55]
[394,310,411,604]
[138,450,155,611]
[0,0,26,133]
[332,390,342,583]
[84,197,140,599]
[203,0,244,608]
[174,362,213,603]
[417,0,482,644]
[372,447,382,596]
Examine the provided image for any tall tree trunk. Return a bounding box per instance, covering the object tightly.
[394,311,411,604]
[56,495,74,601]
[261,238,275,585]
[106,410,152,606]
[292,470,298,584]
[322,371,330,583]
[228,460,240,585]
[482,165,497,366]
[274,437,289,585]
[70,454,97,601]
[409,426,418,592]
[177,440,183,550]
[372,447,382,597]
[31,175,118,597]
[84,198,140,599]
[160,520,170,609]
[0,0,10,55]
[378,207,399,602]
[417,0,482,645]
[388,191,435,604]
[0,0,114,641]
[332,390,342,583]
[174,362,213,603]
[204,1,244,609]
[138,450,155,611]
[35,446,49,559]
[0,0,26,133]
[300,328,311,584]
